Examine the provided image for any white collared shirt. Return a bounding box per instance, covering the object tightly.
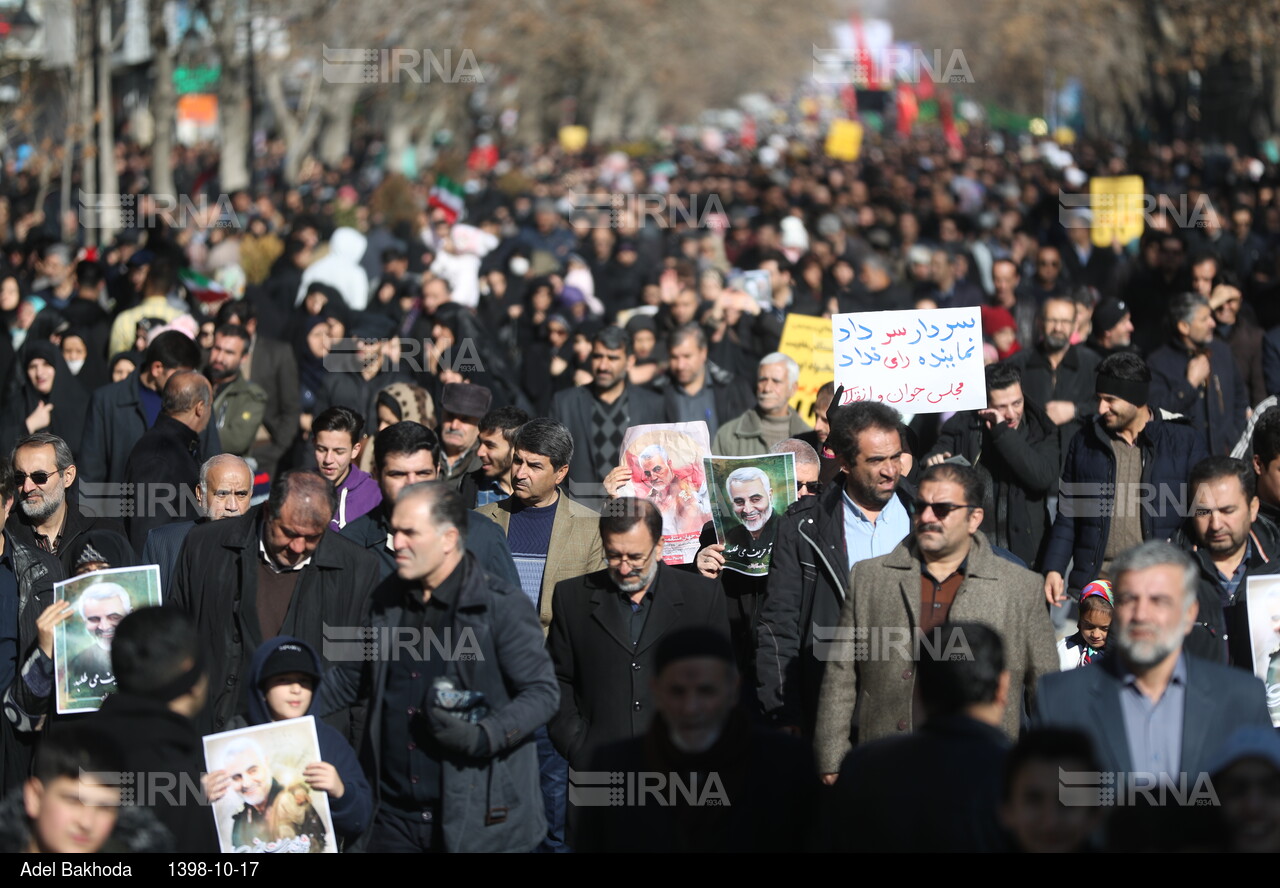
[259,537,312,574]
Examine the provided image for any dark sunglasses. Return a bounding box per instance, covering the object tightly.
[913,500,976,520]
[14,470,59,486]
[797,481,823,494]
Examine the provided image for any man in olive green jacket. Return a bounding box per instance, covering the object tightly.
[208,324,268,458]
[813,462,1058,779]
[712,353,811,456]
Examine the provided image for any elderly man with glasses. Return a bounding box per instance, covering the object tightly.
[546,497,728,847]
[813,462,1058,784]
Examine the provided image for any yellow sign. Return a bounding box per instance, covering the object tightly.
[558,126,589,153]
[779,314,835,423]
[824,119,863,162]
[1088,175,1145,248]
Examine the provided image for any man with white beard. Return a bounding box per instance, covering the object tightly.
[1035,540,1270,783]
[721,467,777,566]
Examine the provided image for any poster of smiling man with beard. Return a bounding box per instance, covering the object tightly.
[705,453,796,576]
[53,565,161,714]
[203,717,337,853]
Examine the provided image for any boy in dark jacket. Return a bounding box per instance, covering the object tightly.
[210,636,371,845]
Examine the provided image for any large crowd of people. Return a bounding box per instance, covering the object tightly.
[1,127,1280,853]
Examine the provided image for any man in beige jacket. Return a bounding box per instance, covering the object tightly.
[813,462,1058,780]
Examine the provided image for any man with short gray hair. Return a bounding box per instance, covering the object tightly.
[712,353,811,456]
[1035,539,1270,780]
[141,454,254,594]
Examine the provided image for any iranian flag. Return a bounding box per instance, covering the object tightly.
[428,175,466,223]
[180,269,228,305]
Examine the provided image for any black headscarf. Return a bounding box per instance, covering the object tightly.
[293,315,330,416]
[0,339,91,459]
[62,326,111,393]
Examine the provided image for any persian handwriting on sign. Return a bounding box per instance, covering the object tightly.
[235,835,313,854]
[839,339,975,368]
[833,307,986,415]
[839,382,965,406]
[72,671,115,690]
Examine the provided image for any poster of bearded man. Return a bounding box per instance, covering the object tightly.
[615,421,713,565]
[704,453,797,576]
[53,565,162,714]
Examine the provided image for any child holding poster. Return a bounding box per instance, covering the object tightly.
[204,637,371,851]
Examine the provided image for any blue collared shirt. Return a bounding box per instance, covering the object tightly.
[1215,539,1252,606]
[842,488,911,572]
[1119,653,1187,781]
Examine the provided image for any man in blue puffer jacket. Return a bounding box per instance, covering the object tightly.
[1043,353,1213,652]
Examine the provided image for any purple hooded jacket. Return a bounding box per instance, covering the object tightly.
[330,466,382,531]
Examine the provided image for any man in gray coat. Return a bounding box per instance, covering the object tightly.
[318,482,558,853]
[813,462,1058,779]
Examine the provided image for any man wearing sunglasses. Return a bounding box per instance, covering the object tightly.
[6,433,126,576]
[813,462,1058,783]
[694,439,821,690]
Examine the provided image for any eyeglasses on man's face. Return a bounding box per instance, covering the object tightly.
[605,544,658,569]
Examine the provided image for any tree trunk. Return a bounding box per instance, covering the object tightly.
[79,2,96,246]
[626,83,659,141]
[317,82,360,168]
[587,69,624,143]
[149,0,176,199]
[216,3,250,192]
[264,66,322,186]
[515,73,544,148]
[97,2,120,244]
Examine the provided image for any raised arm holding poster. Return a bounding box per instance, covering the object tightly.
[203,716,338,853]
[54,565,162,715]
[616,421,713,565]
[832,307,987,413]
[705,453,797,576]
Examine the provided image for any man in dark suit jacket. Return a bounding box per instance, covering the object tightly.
[1035,540,1271,783]
[549,325,664,502]
[649,323,754,440]
[169,471,381,736]
[827,623,1011,852]
[123,372,212,552]
[547,498,729,773]
[79,331,223,489]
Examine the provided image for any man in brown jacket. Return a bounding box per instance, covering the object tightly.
[473,417,604,852]
[813,462,1058,780]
